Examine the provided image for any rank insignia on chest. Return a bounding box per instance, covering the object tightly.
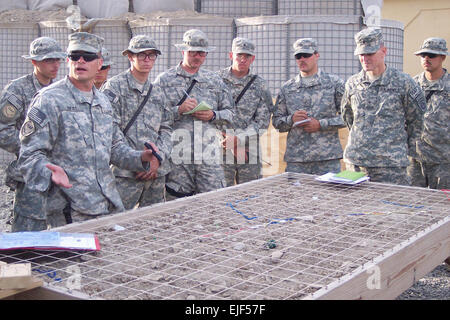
[21,120,35,137]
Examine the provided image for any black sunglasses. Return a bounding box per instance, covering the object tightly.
[68,53,99,62]
[295,52,314,60]
[100,65,110,70]
[419,53,438,59]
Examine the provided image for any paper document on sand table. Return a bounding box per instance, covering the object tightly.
[0,232,100,251]
[315,171,370,185]
[183,101,213,115]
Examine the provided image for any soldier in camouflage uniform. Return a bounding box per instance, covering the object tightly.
[272,38,345,175]
[18,32,155,224]
[407,38,449,189]
[154,29,234,199]
[94,46,113,89]
[341,28,426,185]
[102,35,173,209]
[0,37,66,231]
[217,37,273,186]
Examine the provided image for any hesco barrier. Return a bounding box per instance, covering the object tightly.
[194,0,364,17]
[0,14,403,165]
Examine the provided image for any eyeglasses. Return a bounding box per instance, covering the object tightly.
[136,52,158,61]
[100,65,110,71]
[68,53,99,62]
[295,53,314,60]
[188,51,208,57]
[419,53,438,59]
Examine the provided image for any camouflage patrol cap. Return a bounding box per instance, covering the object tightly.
[67,32,104,54]
[122,35,161,56]
[101,47,114,67]
[293,38,318,55]
[414,37,449,56]
[232,37,255,55]
[354,28,384,55]
[22,37,66,61]
[174,29,216,52]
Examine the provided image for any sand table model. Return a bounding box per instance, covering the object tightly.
[0,173,448,299]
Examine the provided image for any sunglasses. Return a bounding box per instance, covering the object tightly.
[100,65,110,70]
[68,53,99,62]
[295,52,314,60]
[419,53,438,59]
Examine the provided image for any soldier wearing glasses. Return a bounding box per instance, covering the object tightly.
[18,32,156,225]
[154,29,234,200]
[407,37,449,189]
[341,28,426,185]
[0,37,66,231]
[272,38,345,175]
[102,35,173,209]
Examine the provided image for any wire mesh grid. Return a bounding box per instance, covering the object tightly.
[195,0,277,18]
[1,173,448,300]
[278,0,363,16]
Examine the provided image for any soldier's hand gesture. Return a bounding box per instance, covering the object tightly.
[46,163,73,189]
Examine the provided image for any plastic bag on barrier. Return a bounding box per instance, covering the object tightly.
[0,0,27,10]
[132,0,194,13]
[27,0,72,11]
[77,0,129,18]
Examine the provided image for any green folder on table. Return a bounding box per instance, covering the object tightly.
[183,101,213,115]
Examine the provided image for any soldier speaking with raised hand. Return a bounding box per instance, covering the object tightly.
[18,32,156,225]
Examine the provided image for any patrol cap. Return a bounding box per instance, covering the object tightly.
[101,47,114,67]
[67,32,104,54]
[232,37,255,55]
[22,37,66,61]
[293,38,318,55]
[354,28,384,55]
[122,35,161,56]
[174,29,216,52]
[414,37,449,56]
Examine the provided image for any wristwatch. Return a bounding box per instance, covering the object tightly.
[210,111,216,122]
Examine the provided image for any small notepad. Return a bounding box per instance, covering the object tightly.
[183,101,213,115]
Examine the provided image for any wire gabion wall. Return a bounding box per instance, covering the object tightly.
[194,0,363,17]
[129,17,235,79]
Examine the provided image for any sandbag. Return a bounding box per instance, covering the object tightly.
[0,0,27,10]
[27,0,72,11]
[132,0,194,13]
[77,0,129,18]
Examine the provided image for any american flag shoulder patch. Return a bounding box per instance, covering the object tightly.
[27,107,47,127]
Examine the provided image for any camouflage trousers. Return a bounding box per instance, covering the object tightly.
[115,175,166,210]
[222,150,262,186]
[345,163,411,186]
[165,162,226,201]
[286,159,342,175]
[407,157,450,189]
[11,182,65,232]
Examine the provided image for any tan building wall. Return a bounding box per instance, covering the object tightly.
[382,0,450,77]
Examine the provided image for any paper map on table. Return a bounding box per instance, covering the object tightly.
[0,232,100,251]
